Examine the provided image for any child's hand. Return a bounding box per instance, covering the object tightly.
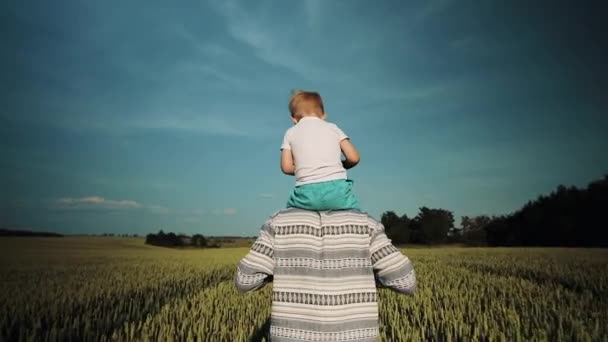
[340,139,360,169]
[280,149,296,175]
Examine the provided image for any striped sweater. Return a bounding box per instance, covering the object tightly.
[234,208,416,341]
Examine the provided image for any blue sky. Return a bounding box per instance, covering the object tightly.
[2,0,607,236]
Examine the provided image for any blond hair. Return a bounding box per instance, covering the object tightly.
[288,90,325,118]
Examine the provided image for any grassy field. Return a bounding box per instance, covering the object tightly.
[1,237,607,341]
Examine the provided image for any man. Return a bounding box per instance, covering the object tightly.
[235,208,416,341]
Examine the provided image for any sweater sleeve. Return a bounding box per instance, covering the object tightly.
[234,218,275,292]
[368,218,416,295]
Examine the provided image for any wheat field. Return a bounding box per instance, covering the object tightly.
[1,237,607,341]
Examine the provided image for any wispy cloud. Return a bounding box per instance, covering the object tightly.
[182,216,202,223]
[365,83,453,104]
[53,196,141,209]
[172,25,256,92]
[210,1,337,82]
[223,208,238,215]
[212,208,238,216]
[6,0,456,140]
[304,0,323,30]
[177,62,247,91]
[172,24,237,60]
[128,114,252,137]
[414,0,455,23]
[50,196,170,214]
[147,205,171,215]
[209,0,456,108]
[52,106,273,138]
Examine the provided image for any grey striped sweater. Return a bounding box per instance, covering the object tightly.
[234,208,416,342]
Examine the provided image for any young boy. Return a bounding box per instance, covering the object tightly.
[281,90,361,211]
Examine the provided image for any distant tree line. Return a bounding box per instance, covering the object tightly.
[0,228,63,237]
[145,230,219,248]
[381,174,608,247]
[101,233,139,237]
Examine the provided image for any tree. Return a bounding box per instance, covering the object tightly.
[381,211,410,244]
[145,233,156,245]
[413,207,454,244]
[461,216,472,232]
[460,215,490,245]
[484,216,511,246]
[482,175,608,247]
[191,234,207,247]
[166,232,182,246]
[381,211,400,231]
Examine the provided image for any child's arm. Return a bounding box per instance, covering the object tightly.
[234,219,275,292]
[280,148,295,175]
[368,218,416,295]
[340,139,360,170]
[280,129,295,175]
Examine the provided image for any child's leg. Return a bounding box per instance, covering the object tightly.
[286,185,319,210]
[286,179,360,211]
[318,179,360,210]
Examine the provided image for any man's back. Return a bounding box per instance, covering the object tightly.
[235,208,416,341]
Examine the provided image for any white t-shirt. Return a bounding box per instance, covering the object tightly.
[281,116,348,186]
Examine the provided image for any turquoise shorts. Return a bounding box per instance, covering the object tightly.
[286,179,360,211]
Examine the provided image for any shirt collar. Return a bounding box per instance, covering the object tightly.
[298,116,322,122]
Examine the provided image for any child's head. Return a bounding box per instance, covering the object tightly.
[288,90,325,123]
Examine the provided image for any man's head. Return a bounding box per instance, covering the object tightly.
[288,90,326,123]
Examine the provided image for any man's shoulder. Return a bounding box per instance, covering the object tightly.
[270,208,375,225]
[324,209,377,228]
[270,208,319,220]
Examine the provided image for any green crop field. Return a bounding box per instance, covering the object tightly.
[1,237,607,341]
